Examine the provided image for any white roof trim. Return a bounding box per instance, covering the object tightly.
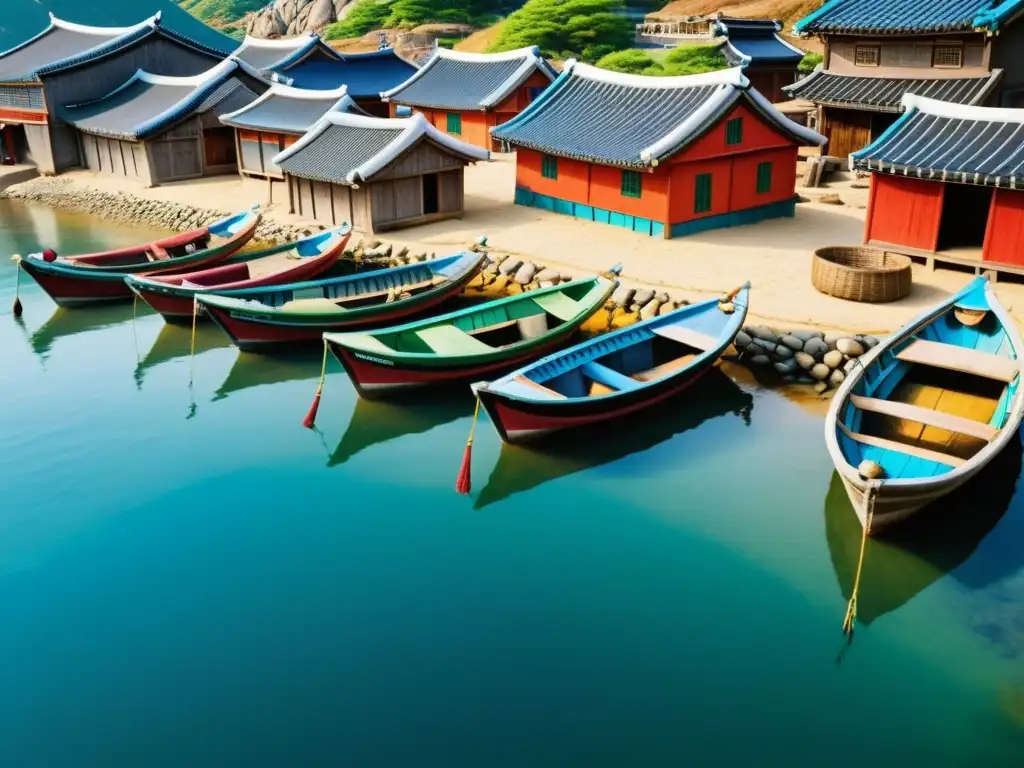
[747,86,826,146]
[218,83,352,125]
[49,12,160,36]
[235,33,316,51]
[272,111,489,183]
[138,56,239,86]
[722,40,752,65]
[640,85,736,161]
[902,90,1024,122]
[430,46,543,63]
[572,61,749,90]
[775,32,807,56]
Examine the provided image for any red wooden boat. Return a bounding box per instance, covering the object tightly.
[124,227,350,323]
[15,207,260,307]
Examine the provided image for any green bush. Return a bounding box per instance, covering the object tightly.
[489,0,633,63]
[595,45,726,77]
[595,49,663,75]
[799,52,823,72]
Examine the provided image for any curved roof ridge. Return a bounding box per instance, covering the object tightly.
[433,45,543,63]
[48,12,160,36]
[902,91,1024,121]
[138,56,240,87]
[568,60,749,90]
[265,82,350,99]
[237,33,317,50]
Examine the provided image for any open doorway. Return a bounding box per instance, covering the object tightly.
[938,182,993,251]
[422,173,439,215]
[0,124,29,165]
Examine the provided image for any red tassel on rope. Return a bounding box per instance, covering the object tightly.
[304,340,329,429]
[455,398,481,495]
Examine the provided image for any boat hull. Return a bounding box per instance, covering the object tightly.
[329,328,582,400]
[478,358,716,444]
[18,262,136,306]
[838,470,979,534]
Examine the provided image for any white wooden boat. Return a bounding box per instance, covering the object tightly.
[824,277,1023,534]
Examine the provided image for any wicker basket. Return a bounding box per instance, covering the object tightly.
[811,246,913,303]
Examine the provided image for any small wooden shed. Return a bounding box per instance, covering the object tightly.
[274,111,489,233]
[64,57,268,186]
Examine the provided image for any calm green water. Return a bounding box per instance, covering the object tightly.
[0,199,1022,766]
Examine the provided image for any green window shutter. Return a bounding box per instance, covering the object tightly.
[541,153,558,180]
[726,117,743,145]
[620,170,642,198]
[447,113,461,135]
[757,161,773,194]
[694,173,713,213]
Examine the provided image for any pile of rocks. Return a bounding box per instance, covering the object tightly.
[731,326,881,393]
[2,177,314,245]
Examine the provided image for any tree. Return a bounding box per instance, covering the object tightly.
[489,0,634,63]
[660,45,727,76]
[595,49,663,75]
[799,52,823,73]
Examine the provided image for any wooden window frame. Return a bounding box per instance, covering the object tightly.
[932,44,963,69]
[541,153,558,180]
[446,113,462,135]
[694,173,713,214]
[854,45,880,67]
[726,117,743,145]
[620,169,642,198]
[756,161,773,194]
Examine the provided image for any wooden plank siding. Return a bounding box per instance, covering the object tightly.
[820,106,874,159]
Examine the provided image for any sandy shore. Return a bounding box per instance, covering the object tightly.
[33,160,1024,333]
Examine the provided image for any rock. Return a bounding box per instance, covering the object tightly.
[775,344,793,359]
[734,330,752,349]
[514,262,538,285]
[498,258,522,276]
[612,287,635,309]
[823,350,844,369]
[864,335,880,349]
[780,334,804,351]
[750,355,771,366]
[819,193,844,205]
[829,369,846,387]
[750,337,778,353]
[632,288,655,308]
[639,300,661,321]
[811,363,831,381]
[774,359,798,375]
[746,325,778,343]
[393,245,409,260]
[823,331,845,350]
[657,301,677,316]
[789,329,823,342]
[796,194,812,203]
[844,359,859,374]
[534,268,560,283]
[837,338,865,357]
[655,292,670,304]
[794,351,815,370]
[803,337,829,359]
[306,0,336,29]
[814,381,829,394]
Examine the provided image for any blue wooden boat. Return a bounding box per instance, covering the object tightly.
[825,277,1023,535]
[473,284,750,444]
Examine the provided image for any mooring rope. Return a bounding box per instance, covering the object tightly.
[842,481,879,638]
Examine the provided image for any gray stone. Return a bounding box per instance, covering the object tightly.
[750,337,778,353]
[789,329,824,342]
[656,292,670,304]
[810,363,831,381]
[612,287,635,309]
[823,331,845,350]
[803,337,829,359]
[829,369,846,387]
[632,288,655,308]
[844,359,859,374]
[498,258,522,276]
[747,325,778,343]
[639,300,661,321]
[534,268,560,283]
[657,301,677,316]
[780,334,804,351]
[750,355,771,366]
[775,344,793,359]
[837,338,865,357]
[794,351,816,370]
[734,330,752,349]
[774,359,798,375]
[814,381,829,394]
[514,262,538,285]
[862,335,881,349]
[823,350,844,369]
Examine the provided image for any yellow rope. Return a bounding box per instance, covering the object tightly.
[131,292,140,362]
[466,397,481,446]
[189,296,199,387]
[314,338,328,396]
[842,483,877,636]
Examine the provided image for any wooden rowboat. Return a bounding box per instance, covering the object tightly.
[825,276,1023,535]
[197,250,486,352]
[125,226,350,323]
[15,207,261,307]
[323,273,618,399]
[474,284,749,444]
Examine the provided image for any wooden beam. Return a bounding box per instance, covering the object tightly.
[837,421,966,467]
[850,394,999,442]
[897,338,1018,383]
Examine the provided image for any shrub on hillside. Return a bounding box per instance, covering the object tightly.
[595,45,726,77]
[799,52,823,72]
[595,49,663,75]
[324,0,395,39]
[489,0,633,63]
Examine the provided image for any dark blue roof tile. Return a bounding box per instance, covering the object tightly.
[220,84,362,134]
[714,17,805,67]
[280,49,419,99]
[794,0,1024,35]
[785,69,1003,112]
[233,35,330,72]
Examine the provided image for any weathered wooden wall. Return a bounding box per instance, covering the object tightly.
[148,119,203,183]
[81,133,153,185]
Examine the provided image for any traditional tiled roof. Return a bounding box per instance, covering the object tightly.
[64,57,265,140]
[277,49,419,98]
[234,34,338,72]
[492,61,824,168]
[0,13,156,83]
[382,46,557,111]
[784,69,1004,112]
[712,17,805,68]
[794,0,1024,35]
[219,83,364,134]
[852,95,1024,189]
[273,111,489,185]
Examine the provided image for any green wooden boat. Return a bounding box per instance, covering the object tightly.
[324,273,618,399]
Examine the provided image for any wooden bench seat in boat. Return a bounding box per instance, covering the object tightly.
[632,353,697,383]
[513,376,566,398]
[652,324,719,351]
[532,292,580,322]
[850,394,999,442]
[581,361,641,392]
[417,324,493,355]
[897,338,1019,383]
[837,421,966,468]
[332,276,444,305]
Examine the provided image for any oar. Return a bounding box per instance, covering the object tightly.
[10,254,22,317]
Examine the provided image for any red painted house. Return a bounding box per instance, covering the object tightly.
[381,46,557,151]
[491,62,825,238]
[852,94,1024,269]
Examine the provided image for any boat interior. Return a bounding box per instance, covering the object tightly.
[65,229,212,268]
[168,232,339,288]
[838,304,1018,479]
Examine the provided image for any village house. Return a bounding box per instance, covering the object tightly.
[273,111,488,233]
[232,34,337,75]
[852,94,1024,273]
[788,0,1023,159]
[219,83,364,182]
[491,63,824,239]
[0,12,230,173]
[712,17,805,103]
[63,57,268,186]
[381,47,557,151]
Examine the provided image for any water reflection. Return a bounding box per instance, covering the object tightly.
[30,303,149,360]
[825,433,1023,625]
[213,350,320,402]
[329,390,474,467]
[474,369,754,510]
[135,322,231,388]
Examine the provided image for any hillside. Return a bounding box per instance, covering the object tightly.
[176,0,265,34]
[0,0,236,52]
